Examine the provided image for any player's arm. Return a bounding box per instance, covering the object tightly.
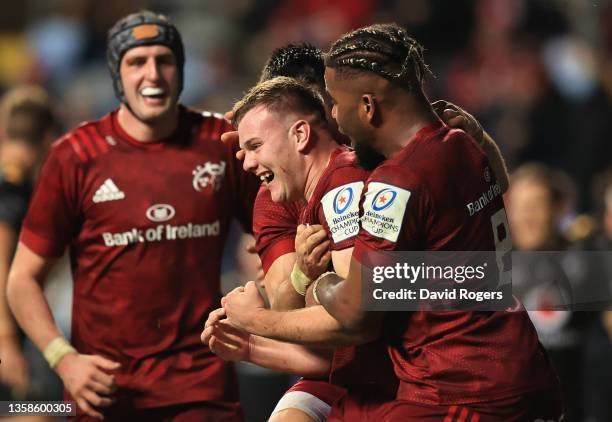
[433,100,509,193]
[477,130,509,193]
[313,258,378,332]
[246,334,331,377]
[6,243,63,352]
[292,230,378,333]
[223,205,375,345]
[265,252,304,310]
[0,223,29,392]
[224,283,377,347]
[224,236,380,349]
[270,243,346,311]
[202,307,331,377]
[272,224,331,310]
[7,243,120,418]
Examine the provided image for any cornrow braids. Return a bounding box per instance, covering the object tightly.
[260,43,325,89]
[325,23,432,90]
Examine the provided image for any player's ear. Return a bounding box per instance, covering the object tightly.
[291,120,311,153]
[359,94,380,127]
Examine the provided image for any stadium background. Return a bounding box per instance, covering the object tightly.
[0,0,610,421]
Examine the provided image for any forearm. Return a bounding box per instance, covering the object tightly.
[0,224,17,337]
[263,253,303,310]
[7,269,63,353]
[0,265,18,341]
[316,267,375,331]
[479,130,509,193]
[0,269,22,351]
[248,335,331,378]
[243,305,371,347]
[272,279,305,310]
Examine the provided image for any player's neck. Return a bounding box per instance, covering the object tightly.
[303,135,339,202]
[379,102,439,158]
[117,105,179,142]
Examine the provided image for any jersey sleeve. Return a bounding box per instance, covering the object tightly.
[220,119,260,234]
[317,165,367,251]
[20,141,82,258]
[353,164,429,262]
[253,187,300,274]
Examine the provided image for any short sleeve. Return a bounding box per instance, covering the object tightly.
[317,181,364,251]
[253,187,301,274]
[20,144,82,257]
[353,164,428,262]
[309,163,367,252]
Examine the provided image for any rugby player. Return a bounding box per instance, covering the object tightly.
[221,24,563,421]
[210,42,512,422]
[6,11,258,421]
[206,75,398,422]
[203,40,507,421]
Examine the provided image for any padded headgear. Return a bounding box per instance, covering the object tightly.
[107,11,185,103]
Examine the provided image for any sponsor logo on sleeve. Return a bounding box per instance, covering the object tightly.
[362,182,411,242]
[321,181,364,244]
[466,180,502,216]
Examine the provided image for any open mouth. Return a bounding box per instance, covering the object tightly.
[258,171,275,185]
[140,86,166,100]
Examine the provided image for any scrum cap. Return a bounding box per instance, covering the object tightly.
[107,11,184,103]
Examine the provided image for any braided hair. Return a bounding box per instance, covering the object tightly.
[259,43,325,89]
[325,23,432,91]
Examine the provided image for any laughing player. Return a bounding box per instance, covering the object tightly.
[206,75,398,421]
[6,11,258,421]
[222,24,563,421]
[250,45,348,422]
[209,41,513,422]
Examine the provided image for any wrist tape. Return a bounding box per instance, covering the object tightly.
[43,336,76,368]
[312,272,336,304]
[290,263,312,296]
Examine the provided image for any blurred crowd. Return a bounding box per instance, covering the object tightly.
[0,0,610,421]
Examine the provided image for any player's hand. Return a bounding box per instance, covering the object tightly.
[220,110,245,161]
[221,130,244,160]
[201,308,251,362]
[55,353,120,420]
[0,337,29,395]
[222,281,265,331]
[432,100,484,143]
[201,307,227,344]
[295,224,331,281]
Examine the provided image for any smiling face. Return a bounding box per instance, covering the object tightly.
[119,45,179,124]
[238,105,304,203]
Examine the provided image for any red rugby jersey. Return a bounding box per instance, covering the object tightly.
[299,146,398,397]
[253,186,303,274]
[353,121,557,405]
[20,106,259,408]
